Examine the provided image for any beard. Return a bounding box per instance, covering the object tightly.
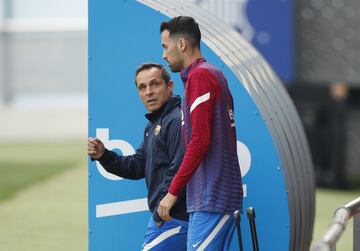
[168,62,182,73]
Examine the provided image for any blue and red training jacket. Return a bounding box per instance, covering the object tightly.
[168,58,243,214]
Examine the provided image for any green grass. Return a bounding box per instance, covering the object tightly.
[0,158,87,251]
[0,141,87,251]
[0,142,85,201]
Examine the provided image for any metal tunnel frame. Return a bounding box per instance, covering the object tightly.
[138,0,315,250]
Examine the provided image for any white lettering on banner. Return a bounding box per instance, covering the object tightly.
[96,198,149,218]
[94,129,251,216]
[238,141,250,198]
[243,184,247,198]
[95,128,135,180]
[237,140,251,177]
[95,129,252,181]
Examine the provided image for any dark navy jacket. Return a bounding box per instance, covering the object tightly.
[98,96,188,221]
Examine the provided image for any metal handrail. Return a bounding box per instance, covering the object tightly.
[310,197,360,251]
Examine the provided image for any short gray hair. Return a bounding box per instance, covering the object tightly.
[134,63,171,86]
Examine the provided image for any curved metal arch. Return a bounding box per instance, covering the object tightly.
[138,0,315,250]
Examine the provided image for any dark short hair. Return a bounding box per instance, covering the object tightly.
[134,63,171,86]
[160,16,201,49]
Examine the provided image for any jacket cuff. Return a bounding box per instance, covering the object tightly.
[90,148,110,162]
[168,184,180,197]
[152,210,162,223]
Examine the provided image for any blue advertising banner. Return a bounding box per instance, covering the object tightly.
[89,1,290,250]
[190,0,294,82]
[247,0,294,83]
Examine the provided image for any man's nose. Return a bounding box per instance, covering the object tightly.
[145,86,154,96]
[162,50,167,60]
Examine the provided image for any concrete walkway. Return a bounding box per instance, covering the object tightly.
[0,105,87,142]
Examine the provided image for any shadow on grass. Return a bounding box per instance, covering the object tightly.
[0,160,79,201]
[0,141,85,202]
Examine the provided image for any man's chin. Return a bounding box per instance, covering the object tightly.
[147,105,159,113]
[169,65,180,73]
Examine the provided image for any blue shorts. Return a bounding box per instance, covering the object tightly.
[142,217,188,251]
[187,212,235,251]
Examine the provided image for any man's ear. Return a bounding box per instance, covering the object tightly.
[168,80,174,91]
[177,37,186,52]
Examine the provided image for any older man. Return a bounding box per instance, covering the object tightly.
[88,63,188,250]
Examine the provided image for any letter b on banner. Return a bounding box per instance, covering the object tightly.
[95,128,135,180]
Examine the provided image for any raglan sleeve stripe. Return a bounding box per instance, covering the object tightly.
[190,92,210,113]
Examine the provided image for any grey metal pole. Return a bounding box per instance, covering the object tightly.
[311,197,360,251]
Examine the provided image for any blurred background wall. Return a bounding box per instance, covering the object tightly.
[293,0,360,188]
[0,0,87,141]
[296,0,360,84]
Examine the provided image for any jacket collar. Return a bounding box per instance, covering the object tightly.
[180,57,206,84]
[145,95,181,122]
